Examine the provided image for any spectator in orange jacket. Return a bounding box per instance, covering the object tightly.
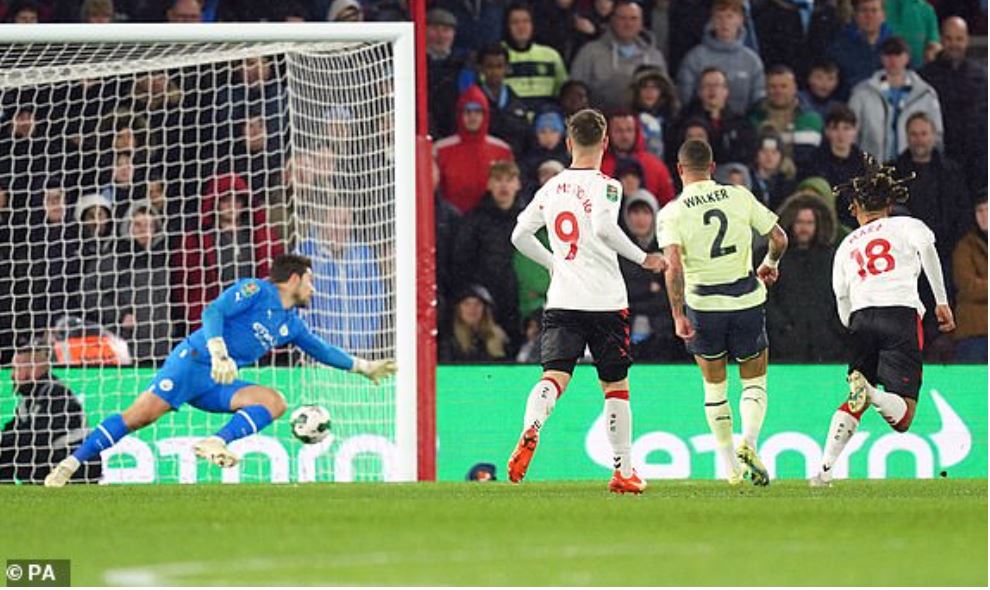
[601,111,675,205]
[434,85,515,214]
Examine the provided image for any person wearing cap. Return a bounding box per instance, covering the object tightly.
[437,285,510,362]
[825,0,894,99]
[630,65,679,162]
[520,110,570,186]
[502,2,569,111]
[749,127,797,211]
[951,192,988,362]
[325,0,362,21]
[434,86,515,214]
[848,35,942,162]
[476,44,532,155]
[426,7,470,139]
[1,342,103,484]
[747,64,823,168]
[570,0,668,111]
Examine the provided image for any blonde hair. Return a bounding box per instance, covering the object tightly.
[453,299,507,359]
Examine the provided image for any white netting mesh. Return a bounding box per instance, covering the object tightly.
[0,38,402,484]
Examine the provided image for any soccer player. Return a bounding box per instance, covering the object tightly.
[508,108,667,494]
[44,254,396,487]
[657,139,788,486]
[810,157,955,487]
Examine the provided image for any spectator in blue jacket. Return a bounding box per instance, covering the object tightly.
[826,0,893,99]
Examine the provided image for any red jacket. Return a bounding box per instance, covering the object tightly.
[171,173,285,329]
[434,85,514,214]
[601,119,676,206]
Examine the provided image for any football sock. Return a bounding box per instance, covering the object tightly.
[869,388,909,429]
[216,405,273,444]
[72,413,130,463]
[604,390,633,478]
[703,380,738,474]
[523,378,561,432]
[821,405,861,476]
[740,375,768,449]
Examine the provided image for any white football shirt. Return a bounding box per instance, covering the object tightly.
[514,168,632,311]
[833,216,936,318]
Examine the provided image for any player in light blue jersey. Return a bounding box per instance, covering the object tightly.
[44,254,396,487]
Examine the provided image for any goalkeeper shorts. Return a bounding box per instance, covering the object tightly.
[146,340,255,413]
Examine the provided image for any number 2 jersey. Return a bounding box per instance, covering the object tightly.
[656,180,778,312]
[513,169,644,311]
[832,216,944,324]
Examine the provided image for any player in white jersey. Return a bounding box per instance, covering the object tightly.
[811,156,955,487]
[507,108,666,494]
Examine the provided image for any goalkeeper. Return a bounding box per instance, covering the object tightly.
[44,254,396,487]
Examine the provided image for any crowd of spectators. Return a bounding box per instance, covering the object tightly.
[429,0,988,364]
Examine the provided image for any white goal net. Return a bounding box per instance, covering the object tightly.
[0,24,417,484]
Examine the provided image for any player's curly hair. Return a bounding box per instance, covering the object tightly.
[833,152,915,213]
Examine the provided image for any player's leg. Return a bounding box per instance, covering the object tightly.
[191,382,288,468]
[731,306,771,486]
[867,309,924,432]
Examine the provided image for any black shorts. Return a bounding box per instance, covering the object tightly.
[848,306,923,399]
[540,308,632,382]
[685,304,768,362]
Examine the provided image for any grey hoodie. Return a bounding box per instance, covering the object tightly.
[847,70,943,162]
[570,29,668,112]
[677,23,766,115]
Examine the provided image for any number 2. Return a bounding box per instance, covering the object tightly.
[704,209,736,259]
[851,238,896,279]
[554,211,579,260]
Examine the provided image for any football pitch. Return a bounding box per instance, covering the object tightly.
[1,480,985,586]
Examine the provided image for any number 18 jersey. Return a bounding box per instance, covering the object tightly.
[833,216,934,318]
[515,169,628,311]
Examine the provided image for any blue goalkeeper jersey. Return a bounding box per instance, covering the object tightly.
[185,278,354,370]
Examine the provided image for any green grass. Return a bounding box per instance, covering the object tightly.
[1,480,985,586]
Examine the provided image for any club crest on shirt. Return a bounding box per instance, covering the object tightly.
[606,185,619,203]
[240,281,260,298]
[279,325,289,337]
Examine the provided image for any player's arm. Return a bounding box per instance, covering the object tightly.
[201,280,265,384]
[832,248,852,329]
[292,322,397,385]
[917,235,956,333]
[591,181,666,271]
[662,244,694,340]
[511,192,554,270]
[756,224,788,286]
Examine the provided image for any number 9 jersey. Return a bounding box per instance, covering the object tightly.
[832,216,937,325]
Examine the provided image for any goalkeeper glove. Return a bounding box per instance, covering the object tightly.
[351,358,398,385]
[207,337,238,385]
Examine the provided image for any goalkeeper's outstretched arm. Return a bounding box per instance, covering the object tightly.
[293,325,397,385]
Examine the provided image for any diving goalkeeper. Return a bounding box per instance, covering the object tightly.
[44,254,396,487]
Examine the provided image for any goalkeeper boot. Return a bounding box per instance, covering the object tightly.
[608,469,647,495]
[736,442,770,487]
[44,456,80,488]
[193,436,240,468]
[846,370,870,415]
[507,427,539,483]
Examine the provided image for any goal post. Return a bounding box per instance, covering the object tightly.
[0,23,430,483]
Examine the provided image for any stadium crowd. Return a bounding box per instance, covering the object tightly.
[0,0,985,369]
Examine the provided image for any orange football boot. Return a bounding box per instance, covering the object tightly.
[507,427,539,483]
[608,468,647,494]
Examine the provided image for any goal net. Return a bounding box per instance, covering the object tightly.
[0,24,418,484]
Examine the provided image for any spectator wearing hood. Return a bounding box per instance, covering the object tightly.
[434,85,515,214]
[749,128,797,211]
[630,65,680,163]
[714,161,753,190]
[762,192,845,362]
[601,111,675,205]
[474,44,532,156]
[747,65,823,168]
[570,0,668,111]
[452,161,525,346]
[73,191,115,318]
[438,285,510,362]
[618,189,682,361]
[433,0,505,54]
[326,0,362,21]
[502,2,569,110]
[801,104,867,229]
[519,110,570,187]
[172,173,284,332]
[426,8,471,139]
[951,193,988,362]
[677,0,765,116]
[826,0,894,99]
[676,67,758,167]
[82,201,172,362]
[752,0,840,81]
[848,36,943,162]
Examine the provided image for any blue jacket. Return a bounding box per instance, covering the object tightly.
[826,22,893,100]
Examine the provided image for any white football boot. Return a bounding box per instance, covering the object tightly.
[193,436,240,468]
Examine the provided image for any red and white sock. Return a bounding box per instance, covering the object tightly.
[869,388,909,429]
[523,378,562,432]
[605,390,633,478]
[821,403,863,477]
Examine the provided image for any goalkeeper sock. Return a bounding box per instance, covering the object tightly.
[739,375,768,449]
[703,380,738,475]
[604,391,633,478]
[869,389,909,429]
[216,406,273,444]
[522,378,562,432]
[71,413,129,463]
[821,405,861,474]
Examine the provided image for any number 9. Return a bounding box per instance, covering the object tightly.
[554,211,580,260]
